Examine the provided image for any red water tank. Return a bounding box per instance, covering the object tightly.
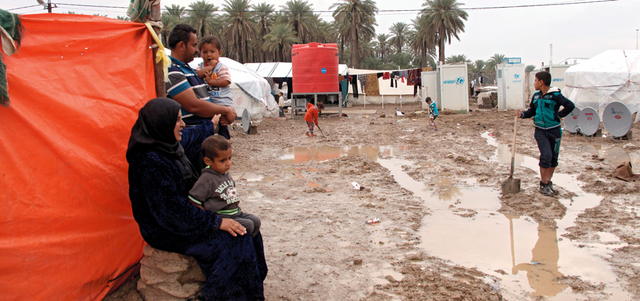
[291,42,339,93]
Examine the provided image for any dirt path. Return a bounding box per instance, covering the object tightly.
[109,101,640,301]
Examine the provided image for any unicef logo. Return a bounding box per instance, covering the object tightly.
[514,74,520,79]
[444,77,466,85]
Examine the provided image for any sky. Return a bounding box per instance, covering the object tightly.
[3,0,639,68]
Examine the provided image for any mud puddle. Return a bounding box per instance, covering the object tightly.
[582,144,640,173]
[278,146,379,164]
[279,144,632,299]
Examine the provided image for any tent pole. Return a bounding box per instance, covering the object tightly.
[150,1,166,97]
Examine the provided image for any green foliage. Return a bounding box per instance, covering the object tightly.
[468,59,486,80]
[486,53,506,71]
[263,23,299,62]
[330,0,377,68]
[281,0,318,44]
[152,0,466,66]
[388,52,415,69]
[419,0,468,64]
[445,54,469,64]
[223,0,256,63]
[389,22,408,54]
[187,0,218,38]
[525,65,536,72]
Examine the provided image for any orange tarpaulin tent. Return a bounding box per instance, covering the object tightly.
[0,14,156,300]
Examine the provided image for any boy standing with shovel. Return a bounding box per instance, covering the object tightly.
[515,71,575,196]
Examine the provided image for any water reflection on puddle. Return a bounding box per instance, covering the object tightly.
[278,146,379,164]
[581,144,640,173]
[278,142,632,299]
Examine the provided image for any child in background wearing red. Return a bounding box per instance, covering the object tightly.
[304,102,324,137]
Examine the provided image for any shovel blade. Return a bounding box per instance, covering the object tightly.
[501,177,521,195]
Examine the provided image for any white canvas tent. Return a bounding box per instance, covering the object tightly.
[563,50,640,122]
[218,57,279,119]
[166,49,278,119]
[245,62,349,77]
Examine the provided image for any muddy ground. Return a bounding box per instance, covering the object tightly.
[108,100,640,301]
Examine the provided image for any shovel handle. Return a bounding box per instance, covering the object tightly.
[510,115,517,177]
[512,115,517,159]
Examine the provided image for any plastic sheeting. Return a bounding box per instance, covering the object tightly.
[166,51,279,120]
[564,50,640,122]
[219,57,279,119]
[245,62,349,77]
[0,14,155,300]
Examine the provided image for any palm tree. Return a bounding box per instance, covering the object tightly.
[420,0,468,64]
[206,15,227,53]
[187,0,217,38]
[263,23,300,62]
[445,54,469,64]
[330,0,377,69]
[316,20,338,44]
[486,53,506,71]
[281,0,318,44]
[388,22,408,54]
[388,52,414,69]
[223,0,256,63]
[468,59,485,80]
[375,33,391,60]
[166,4,187,19]
[483,53,505,84]
[409,17,436,68]
[525,65,536,73]
[253,3,275,62]
[161,4,187,47]
[361,56,383,70]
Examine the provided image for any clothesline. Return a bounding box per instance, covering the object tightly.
[340,68,427,98]
[346,67,432,76]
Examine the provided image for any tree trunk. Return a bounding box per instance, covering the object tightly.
[438,22,445,64]
[438,37,445,65]
[339,35,344,63]
[351,27,358,68]
[237,36,244,63]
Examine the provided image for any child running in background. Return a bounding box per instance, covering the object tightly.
[197,36,233,140]
[278,92,285,117]
[426,97,439,131]
[189,135,261,237]
[304,102,324,137]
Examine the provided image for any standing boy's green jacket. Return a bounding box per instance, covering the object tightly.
[521,87,575,130]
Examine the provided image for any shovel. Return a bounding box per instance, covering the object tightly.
[316,122,327,138]
[501,115,521,195]
[313,118,327,138]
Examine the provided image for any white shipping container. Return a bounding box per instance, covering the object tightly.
[421,71,438,110]
[437,64,469,112]
[497,63,526,110]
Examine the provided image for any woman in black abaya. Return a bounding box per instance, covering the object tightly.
[126,98,267,300]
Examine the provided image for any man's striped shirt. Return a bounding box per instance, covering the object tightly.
[166,56,211,125]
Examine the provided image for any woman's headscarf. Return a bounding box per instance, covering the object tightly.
[126,98,198,185]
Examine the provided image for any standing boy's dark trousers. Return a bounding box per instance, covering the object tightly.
[534,127,562,168]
